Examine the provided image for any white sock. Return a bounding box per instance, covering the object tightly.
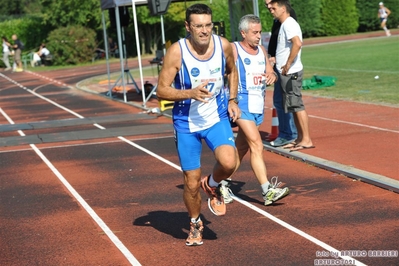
[383,26,388,32]
[191,217,201,223]
[261,182,271,194]
[208,174,219,187]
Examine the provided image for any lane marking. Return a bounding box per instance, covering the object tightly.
[116,135,366,265]
[232,196,366,265]
[0,73,83,118]
[0,72,372,265]
[0,77,142,265]
[0,135,174,154]
[309,115,399,133]
[304,66,399,74]
[0,107,141,266]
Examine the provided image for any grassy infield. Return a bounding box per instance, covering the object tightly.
[301,36,399,106]
[45,35,399,106]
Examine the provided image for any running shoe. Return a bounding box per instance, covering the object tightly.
[186,220,204,246]
[219,179,234,204]
[262,176,290,206]
[200,175,226,216]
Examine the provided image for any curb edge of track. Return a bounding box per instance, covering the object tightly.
[74,74,399,195]
[263,142,399,194]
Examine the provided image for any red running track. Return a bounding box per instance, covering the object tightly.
[1,31,398,266]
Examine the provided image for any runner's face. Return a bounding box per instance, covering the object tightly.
[186,14,213,46]
[242,23,262,48]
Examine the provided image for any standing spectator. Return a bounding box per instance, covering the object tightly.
[265,0,298,147]
[11,34,23,72]
[270,0,314,151]
[378,2,391,37]
[221,14,289,206]
[1,36,12,71]
[156,3,240,246]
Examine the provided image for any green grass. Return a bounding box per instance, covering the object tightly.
[301,36,399,106]
[25,35,399,106]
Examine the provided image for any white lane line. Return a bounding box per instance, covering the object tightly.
[0,73,367,265]
[0,135,174,154]
[29,144,141,266]
[0,107,141,266]
[118,136,181,171]
[304,66,399,74]
[117,135,366,266]
[0,76,142,265]
[232,196,366,266]
[309,115,399,133]
[0,73,83,118]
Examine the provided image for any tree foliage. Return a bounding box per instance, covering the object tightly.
[0,0,42,21]
[321,0,359,35]
[291,0,323,38]
[2,0,397,66]
[46,25,97,65]
[0,15,51,51]
[40,0,102,30]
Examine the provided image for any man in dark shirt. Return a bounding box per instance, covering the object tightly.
[265,0,298,147]
[11,34,23,72]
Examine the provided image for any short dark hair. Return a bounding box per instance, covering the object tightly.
[270,0,293,14]
[186,4,212,23]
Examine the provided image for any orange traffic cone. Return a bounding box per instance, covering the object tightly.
[266,106,279,141]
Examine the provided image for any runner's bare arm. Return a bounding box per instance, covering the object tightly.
[156,42,213,103]
[222,37,240,121]
[260,45,277,85]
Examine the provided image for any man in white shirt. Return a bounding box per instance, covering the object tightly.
[32,43,51,67]
[269,0,314,151]
[378,2,391,36]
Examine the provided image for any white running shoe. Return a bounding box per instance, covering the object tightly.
[262,176,290,206]
[219,179,234,204]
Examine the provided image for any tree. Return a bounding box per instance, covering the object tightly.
[40,0,102,30]
[292,0,323,37]
[47,25,97,65]
[321,0,359,35]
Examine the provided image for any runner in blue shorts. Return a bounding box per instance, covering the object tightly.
[176,119,235,171]
[222,14,289,207]
[156,4,241,246]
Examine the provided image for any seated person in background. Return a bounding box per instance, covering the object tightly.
[108,38,119,58]
[32,43,50,67]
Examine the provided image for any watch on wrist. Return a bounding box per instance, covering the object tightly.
[229,97,239,104]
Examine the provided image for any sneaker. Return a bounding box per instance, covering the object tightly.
[15,68,23,72]
[269,137,296,147]
[200,175,226,216]
[186,220,204,246]
[262,176,290,206]
[219,180,234,204]
[4,67,11,71]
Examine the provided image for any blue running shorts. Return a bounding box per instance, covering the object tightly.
[239,110,264,126]
[175,119,235,171]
